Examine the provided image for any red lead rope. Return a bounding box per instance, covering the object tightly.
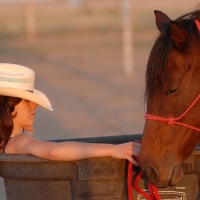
[128,160,160,200]
[128,140,160,200]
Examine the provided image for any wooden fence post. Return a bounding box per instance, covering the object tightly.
[122,0,134,76]
[25,0,36,41]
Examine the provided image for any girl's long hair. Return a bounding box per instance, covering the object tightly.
[0,96,22,151]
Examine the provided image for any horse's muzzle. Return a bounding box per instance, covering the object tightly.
[143,163,183,187]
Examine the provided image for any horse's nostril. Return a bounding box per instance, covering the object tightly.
[144,165,172,187]
[145,166,158,184]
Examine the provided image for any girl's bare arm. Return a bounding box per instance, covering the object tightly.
[6,133,141,165]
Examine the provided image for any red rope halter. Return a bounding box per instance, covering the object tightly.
[145,94,200,132]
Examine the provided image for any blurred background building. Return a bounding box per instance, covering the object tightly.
[0,0,199,199]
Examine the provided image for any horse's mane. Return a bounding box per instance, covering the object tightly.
[145,9,200,100]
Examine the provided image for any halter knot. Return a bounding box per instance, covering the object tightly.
[145,94,200,133]
[168,117,174,125]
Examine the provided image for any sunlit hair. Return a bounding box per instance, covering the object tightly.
[0,96,22,151]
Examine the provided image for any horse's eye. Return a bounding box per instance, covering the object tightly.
[165,87,179,95]
[166,90,172,95]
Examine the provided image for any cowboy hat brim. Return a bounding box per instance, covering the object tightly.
[0,87,53,111]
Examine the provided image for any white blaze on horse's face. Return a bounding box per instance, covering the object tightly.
[140,10,200,187]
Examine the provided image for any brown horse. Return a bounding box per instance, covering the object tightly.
[140,9,200,188]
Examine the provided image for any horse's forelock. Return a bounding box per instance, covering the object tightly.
[145,31,172,101]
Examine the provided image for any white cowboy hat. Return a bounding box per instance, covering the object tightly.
[0,63,53,111]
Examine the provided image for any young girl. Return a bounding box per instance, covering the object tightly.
[0,63,141,165]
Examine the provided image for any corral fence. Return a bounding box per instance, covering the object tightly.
[0,134,199,200]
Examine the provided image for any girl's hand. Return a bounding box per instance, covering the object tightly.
[111,141,141,166]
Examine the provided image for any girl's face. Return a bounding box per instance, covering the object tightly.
[12,99,38,132]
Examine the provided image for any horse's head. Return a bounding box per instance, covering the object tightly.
[140,9,200,187]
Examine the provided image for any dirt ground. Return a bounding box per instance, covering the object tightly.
[0,32,149,140]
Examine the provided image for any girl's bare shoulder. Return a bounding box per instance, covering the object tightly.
[4,133,35,154]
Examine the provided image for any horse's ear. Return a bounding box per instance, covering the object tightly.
[154,10,189,49]
[170,21,188,49]
[154,10,170,32]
